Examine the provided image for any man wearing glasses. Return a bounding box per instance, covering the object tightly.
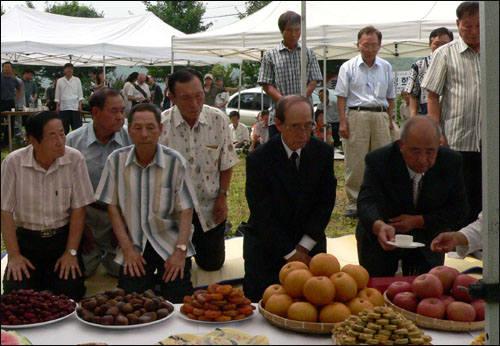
[335,26,396,219]
[243,95,337,302]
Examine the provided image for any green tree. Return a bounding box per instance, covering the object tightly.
[237,1,272,19]
[44,1,104,18]
[142,1,212,34]
[25,1,35,9]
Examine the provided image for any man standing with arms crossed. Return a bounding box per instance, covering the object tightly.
[335,26,396,218]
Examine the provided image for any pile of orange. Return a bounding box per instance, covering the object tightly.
[262,253,384,323]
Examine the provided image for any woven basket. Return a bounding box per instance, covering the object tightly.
[258,300,339,335]
[383,291,485,332]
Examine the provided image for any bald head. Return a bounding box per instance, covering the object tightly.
[138,73,147,84]
[400,116,442,145]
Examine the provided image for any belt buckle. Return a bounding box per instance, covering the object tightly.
[41,229,54,238]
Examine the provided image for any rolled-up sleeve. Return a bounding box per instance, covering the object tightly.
[95,155,118,206]
[456,212,483,257]
[70,153,95,209]
[307,49,323,82]
[421,49,447,95]
[258,51,275,85]
[335,64,349,98]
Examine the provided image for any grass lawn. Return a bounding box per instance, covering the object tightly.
[1,149,356,253]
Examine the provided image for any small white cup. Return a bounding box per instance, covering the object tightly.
[11,108,15,112]
[395,234,413,246]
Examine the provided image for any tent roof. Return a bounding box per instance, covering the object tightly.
[173,1,461,60]
[1,6,240,66]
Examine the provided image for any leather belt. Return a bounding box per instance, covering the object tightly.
[349,106,388,112]
[17,225,69,238]
[88,201,108,212]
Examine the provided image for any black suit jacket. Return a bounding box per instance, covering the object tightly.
[244,135,337,263]
[356,141,468,267]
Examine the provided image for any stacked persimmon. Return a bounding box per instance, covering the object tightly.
[181,283,255,322]
[262,253,384,323]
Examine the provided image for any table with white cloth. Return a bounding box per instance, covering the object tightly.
[13,304,481,345]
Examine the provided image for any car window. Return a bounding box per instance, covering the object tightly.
[228,93,257,110]
[254,93,271,111]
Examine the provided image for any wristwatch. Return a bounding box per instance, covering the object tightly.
[67,249,78,257]
[176,244,187,252]
[218,189,229,197]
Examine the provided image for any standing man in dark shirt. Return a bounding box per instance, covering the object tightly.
[148,75,163,109]
[1,62,21,147]
[203,74,239,107]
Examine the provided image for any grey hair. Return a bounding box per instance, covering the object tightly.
[400,116,442,144]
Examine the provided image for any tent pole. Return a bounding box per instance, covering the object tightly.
[300,0,307,97]
[261,51,264,112]
[103,56,106,77]
[238,60,242,113]
[171,36,174,74]
[323,46,327,143]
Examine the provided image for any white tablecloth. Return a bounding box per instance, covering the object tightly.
[12,304,481,345]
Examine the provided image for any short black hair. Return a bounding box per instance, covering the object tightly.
[314,109,324,122]
[229,111,240,119]
[456,1,479,20]
[26,111,63,143]
[278,11,301,32]
[275,94,313,123]
[129,103,161,126]
[89,87,122,112]
[429,27,454,45]
[358,26,382,44]
[2,61,13,68]
[261,110,270,116]
[168,68,204,96]
[24,68,35,74]
[126,72,139,83]
[64,63,74,69]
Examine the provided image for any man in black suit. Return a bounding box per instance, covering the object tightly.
[243,94,337,302]
[356,116,467,277]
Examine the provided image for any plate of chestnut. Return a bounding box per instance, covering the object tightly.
[1,289,77,329]
[75,288,175,329]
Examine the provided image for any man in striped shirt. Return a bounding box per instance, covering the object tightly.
[1,111,95,301]
[258,11,323,138]
[95,103,197,303]
[422,1,481,227]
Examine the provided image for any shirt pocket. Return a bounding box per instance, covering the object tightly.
[56,187,72,215]
[202,147,220,173]
[153,187,173,220]
[375,81,387,99]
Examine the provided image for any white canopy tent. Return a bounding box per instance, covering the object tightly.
[1,6,240,67]
[173,1,461,61]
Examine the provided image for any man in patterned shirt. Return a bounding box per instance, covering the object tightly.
[160,69,238,272]
[258,11,323,138]
[96,104,197,303]
[422,1,481,228]
[404,27,453,116]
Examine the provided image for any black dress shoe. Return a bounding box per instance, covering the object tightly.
[344,210,358,218]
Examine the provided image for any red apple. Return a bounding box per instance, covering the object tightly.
[446,301,476,322]
[452,274,479,302]
[471,299,485,321]
[412,274,443,299]
[393,292,419,313]
[386,281,413,301]
[439,295,456,308]
[417,298,446,319]
[446,266,460,281]
[429,266,454,293]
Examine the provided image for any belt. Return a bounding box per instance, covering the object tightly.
[17,225,69,238]
[88,201,108,212]
[349,106,388,112]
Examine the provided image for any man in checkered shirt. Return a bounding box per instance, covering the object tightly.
[258,11,323,138]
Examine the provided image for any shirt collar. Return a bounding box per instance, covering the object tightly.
[86,121,126,147]
[21,145,71,173]
[125,144,165,169]
[406,165,424,180]
[356,54,381,68]
[173,105,208,128]
[458,36,476,54]
[279,41,301,52]
[281,135,302,159]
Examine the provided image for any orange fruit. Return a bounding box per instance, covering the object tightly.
[309,253,340,277]
[279,261,309,285]
[303,276,335,306]
[319,302,351,323]
[287,302,318,322]
[329,272,358,302]
[283,269,313,298]
[342,264,370,291]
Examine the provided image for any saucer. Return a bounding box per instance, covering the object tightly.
[386,241,425,249]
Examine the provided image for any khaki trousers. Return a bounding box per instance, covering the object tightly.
[344,110,392,211]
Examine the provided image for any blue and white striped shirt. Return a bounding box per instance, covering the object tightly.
[95,144,197,265]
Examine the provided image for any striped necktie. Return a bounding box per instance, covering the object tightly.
[413,173,423,207]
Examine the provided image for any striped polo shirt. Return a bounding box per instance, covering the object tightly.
[95,144,197,265]
[421,37,481,152]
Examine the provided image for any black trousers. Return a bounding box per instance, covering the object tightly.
[459,151,482,228]
[118,242,194,304]
[2,226,86,301]
[329,122,341,148]
[191,213,226,271]
[60,110,82,134]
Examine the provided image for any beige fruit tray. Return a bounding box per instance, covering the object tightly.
[383,291,484,332]
[258,300,339,335]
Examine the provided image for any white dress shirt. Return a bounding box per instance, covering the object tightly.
[55,76,83,111]
[229,122,250,143]
[456,212,483,257]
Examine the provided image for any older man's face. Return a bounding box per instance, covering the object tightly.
[399,125,440,174]
[276,101,312,151]
[128,110,162,152]
[169,77,205,121]
[138,74,146,84]
[32,119,66,161]
[93,95,125,136]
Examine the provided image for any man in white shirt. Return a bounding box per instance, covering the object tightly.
[128,73,151,107]
[228,111,250,149]
[55,63,84,134]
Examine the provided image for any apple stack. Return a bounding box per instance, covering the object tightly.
[332,306,433,345]
[262,253,386,324]
[386,266,484,323]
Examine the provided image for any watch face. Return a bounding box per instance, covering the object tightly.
[69,249,77,256]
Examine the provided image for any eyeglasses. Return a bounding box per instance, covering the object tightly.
[360,44,380,50]
[285,122,314,133]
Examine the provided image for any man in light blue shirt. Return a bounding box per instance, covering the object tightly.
[335,26,396,218]
[66,87,131,278]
